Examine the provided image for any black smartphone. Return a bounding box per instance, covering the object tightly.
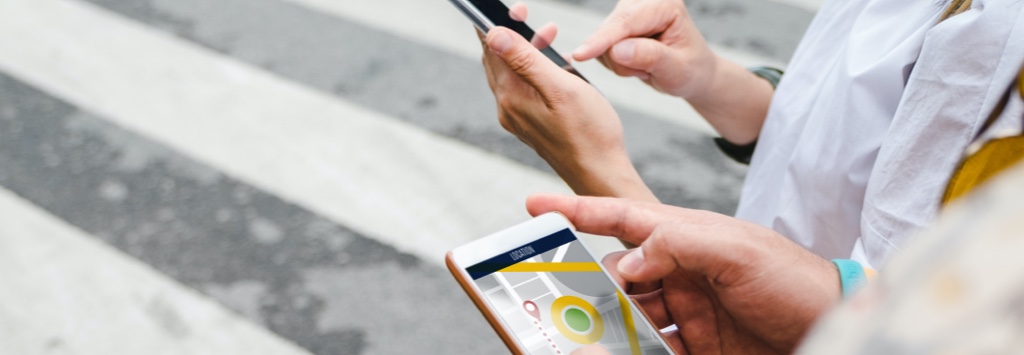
[450,0,587,81]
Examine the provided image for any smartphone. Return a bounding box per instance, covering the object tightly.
[446,213,673,354]
[450,0,587,81]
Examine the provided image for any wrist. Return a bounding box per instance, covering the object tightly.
[776,254,845,353]
[679,54,727,104]
[551,151,657,202]
[686,56,773,145]
[662,48,722,103]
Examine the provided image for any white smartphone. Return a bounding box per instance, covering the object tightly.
[446,213,674,354]
[449,0,587,81]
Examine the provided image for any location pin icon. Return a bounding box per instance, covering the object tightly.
[522,300,541,321]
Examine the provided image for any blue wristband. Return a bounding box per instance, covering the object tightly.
[832,259,867,298]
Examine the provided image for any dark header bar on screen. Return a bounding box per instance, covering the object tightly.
[466,228,576,280]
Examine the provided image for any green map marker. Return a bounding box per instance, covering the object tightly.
[565,308,591,333]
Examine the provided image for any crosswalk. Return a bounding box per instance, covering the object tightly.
[0,0,813,353]
[0,187,313,355]
[301,0,785,134]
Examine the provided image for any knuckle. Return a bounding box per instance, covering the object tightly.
[643,226,675,260]
[613,204,636,239]
[543,87,572,106]
[497,113,517,133]
[652,221,691,249]
[494,70,515,88]
[496,94,515,112]
[649,223,676,246]
[505,49,537,74]
[499,120,515,134]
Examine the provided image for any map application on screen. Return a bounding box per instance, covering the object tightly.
[467,229,671,355]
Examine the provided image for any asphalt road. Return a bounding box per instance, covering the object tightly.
[0,0,817,354]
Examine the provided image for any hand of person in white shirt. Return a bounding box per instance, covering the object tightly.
[573,0,774,144]
[526,193,842,354]
[477,4,658,202]
[572,0,715,100]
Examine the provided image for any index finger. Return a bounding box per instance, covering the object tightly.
[526,193,710,245]
[572,2,676,61]
[509,2,528,22]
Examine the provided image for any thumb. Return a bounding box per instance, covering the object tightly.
[486,27,569,98]
[609,37,674,75]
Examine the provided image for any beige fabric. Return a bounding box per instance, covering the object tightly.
[797,162,1024,354]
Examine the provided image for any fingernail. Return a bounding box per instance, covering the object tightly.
[572,44,590,58]
[611,41,635,63]
[618,247,644,275]
[489,30,513,55]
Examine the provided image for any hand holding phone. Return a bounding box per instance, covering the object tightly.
[523,193,845,355]
[446,213,674,354]
[450,0,657,201]
[451,0,585,80]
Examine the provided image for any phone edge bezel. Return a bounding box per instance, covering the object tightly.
[449,0,496,33]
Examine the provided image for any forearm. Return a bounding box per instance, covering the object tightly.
[547,152,659,203]
[686,56,775,145]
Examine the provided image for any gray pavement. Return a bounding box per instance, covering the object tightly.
[0,73,500,353]
[529,0,814,62]
[0,0,813,353]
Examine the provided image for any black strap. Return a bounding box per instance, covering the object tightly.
[711,67,782,165]
[714,138,758,165]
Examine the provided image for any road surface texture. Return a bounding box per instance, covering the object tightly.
[0,0,818,353]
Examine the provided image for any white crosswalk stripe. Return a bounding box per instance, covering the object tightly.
[0,186,312,355]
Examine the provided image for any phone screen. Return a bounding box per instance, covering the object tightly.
[466,229,671,354]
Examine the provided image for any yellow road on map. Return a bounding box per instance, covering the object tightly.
[498,262,602,273]
[617,291,642,355]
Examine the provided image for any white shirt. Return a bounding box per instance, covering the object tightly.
[735,0,1024,268]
